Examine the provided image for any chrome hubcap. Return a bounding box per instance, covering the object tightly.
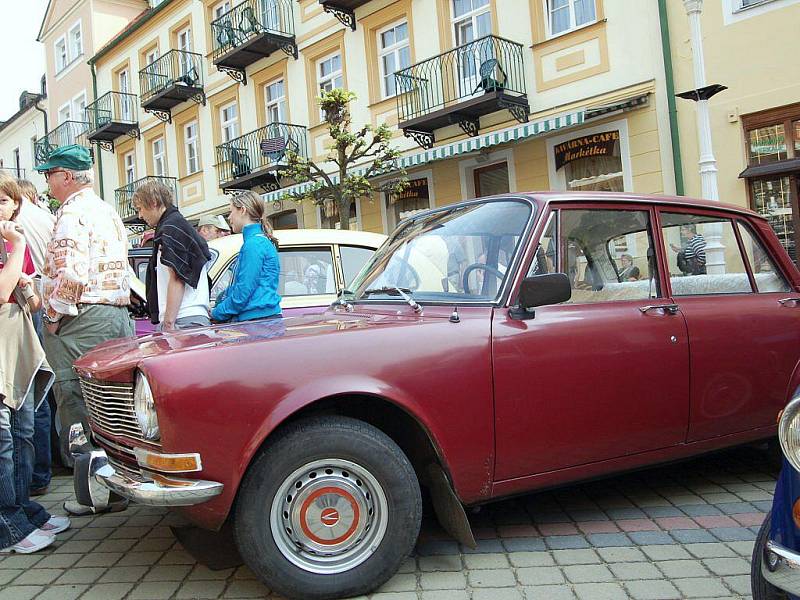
[270,458,388,574]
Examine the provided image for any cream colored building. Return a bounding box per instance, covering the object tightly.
[0,89,48,191]
[87,0,681,239]
[666,0,800,264]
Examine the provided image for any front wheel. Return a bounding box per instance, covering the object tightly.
[752,512,788,600]
[234,416,422,600]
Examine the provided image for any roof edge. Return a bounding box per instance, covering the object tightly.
[88,0,176,65]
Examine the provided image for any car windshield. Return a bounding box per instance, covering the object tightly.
[349,199,532,303]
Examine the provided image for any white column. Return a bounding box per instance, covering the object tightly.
[683,0,725,273]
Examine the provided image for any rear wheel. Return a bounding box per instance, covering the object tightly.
[234,416,422,600]
[751,512,788,600]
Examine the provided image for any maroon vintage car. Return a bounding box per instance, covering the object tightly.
[72,193,800,599]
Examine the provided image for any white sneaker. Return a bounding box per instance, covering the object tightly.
[40,515,71,535]
[0,529,55,554]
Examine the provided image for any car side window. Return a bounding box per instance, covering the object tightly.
[280,247,336,296]
[531,208,660,304]
[660,212,752,296]
[210,258,237,306]
[339,245,375,286]
[737,221,791,293]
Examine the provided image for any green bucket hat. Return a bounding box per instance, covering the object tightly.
[35,144,94,172]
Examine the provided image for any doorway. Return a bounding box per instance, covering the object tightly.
[473,161,509,197]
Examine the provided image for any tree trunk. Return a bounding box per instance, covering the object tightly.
[337,147,349,230]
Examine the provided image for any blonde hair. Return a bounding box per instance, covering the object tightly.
[131,180,175,209]
[0,172,22,221]
[230,191,278,247]
[16,179,38,204]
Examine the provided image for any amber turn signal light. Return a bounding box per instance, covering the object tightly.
[793,499,800,530]
[134,448,201,473]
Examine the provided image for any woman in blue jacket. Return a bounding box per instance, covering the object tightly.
[211,191,281,323]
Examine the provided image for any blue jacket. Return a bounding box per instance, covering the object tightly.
[211,223,281,322]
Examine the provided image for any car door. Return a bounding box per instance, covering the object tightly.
[493,204,691,480]
[658,209,800,441]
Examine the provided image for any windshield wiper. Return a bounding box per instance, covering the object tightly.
[362,286,422,314]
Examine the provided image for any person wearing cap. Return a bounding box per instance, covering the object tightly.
[197,214,231,241]
[35,146,134,516]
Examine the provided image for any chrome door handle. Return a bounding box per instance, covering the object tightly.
[639,304,680,315]
[778,298,800,306]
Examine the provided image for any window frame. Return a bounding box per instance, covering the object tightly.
[317,52,343,94]
[68,20,83,60]
[184,120,200,175]
[72,92,87,122]
[542,0,598,39]
[57,102,71,125]
[377,19,411,99]
[451,0,492,47]
[735,218,793,292]
[152,137,166,177]
[264,78,287,124]
[213,0,232,20]
[219,101,240,143]
[123,151,136,185]
[54,36,68,73]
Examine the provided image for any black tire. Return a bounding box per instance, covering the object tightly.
[234,416,422,600]
[752,512,788,600]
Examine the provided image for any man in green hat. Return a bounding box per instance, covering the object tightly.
[36,145,134,515]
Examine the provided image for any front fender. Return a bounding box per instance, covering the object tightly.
[770,459,800,558]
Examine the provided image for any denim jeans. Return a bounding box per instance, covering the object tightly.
[30,310,51,490]
[0,395,51,548]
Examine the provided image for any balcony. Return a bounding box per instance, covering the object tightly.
[34,121,90,166]
[215,122,307,192]
[115,176,178,223]
[395,35,529,149]
[86,92,140,152]
[319,0,370,30]
[139,50,206,123]
[211,0,297,84]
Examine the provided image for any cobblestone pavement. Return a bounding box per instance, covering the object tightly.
[0,445,778,600]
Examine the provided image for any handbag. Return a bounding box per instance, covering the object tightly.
[0,238,30,310]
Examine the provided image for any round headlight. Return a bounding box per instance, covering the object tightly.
[134,371,160,441]
[778,395,800,472]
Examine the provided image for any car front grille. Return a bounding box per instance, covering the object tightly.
[79,377,148,443]
[93,432,147,483]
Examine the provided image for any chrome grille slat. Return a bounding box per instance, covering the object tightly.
[79,376,155,445]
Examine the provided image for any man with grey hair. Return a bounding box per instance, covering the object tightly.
[35,145,134,515]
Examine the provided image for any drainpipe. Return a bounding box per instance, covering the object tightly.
[657,0,684,196]
[34,100,48,136]
[91,63,105,200]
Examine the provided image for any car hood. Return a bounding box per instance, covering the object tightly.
[73,309,429,381]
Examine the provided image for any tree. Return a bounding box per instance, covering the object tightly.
[280,89,408,230]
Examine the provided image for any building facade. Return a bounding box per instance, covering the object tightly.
[0,88,48,191]
[83,0,679,240]
[666,0,800,264]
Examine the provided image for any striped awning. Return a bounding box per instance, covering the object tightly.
[262,109,585,202]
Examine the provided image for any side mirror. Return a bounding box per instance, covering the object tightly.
[510,273,571,320]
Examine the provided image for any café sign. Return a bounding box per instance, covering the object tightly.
[554,130,620,170]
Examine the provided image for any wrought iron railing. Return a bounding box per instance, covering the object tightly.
[115,176,178,221]
[86,91,138,133]
[394,35,527,123]
[211,0,295,61]
[34,121,90,166]
[0,167,25,178]
[139,49,205,104]
[215,122,307,186]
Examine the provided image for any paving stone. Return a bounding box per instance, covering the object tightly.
[468,568,517,587]
[538,523,579,536]
[35,553,82,569]
[463,553,509,569]
[726,540,755,556]
[722,574,752,595]
[419,555,462,571]
[501,537,546,552]
[79,583,136,600]
[715,502,757,514]
[418,592,470,600]
[32,585,88,600]
[628,531,674,545]
[625,579,682,600]
[131,537,174,552]
[157,549,195,564]
[669,529,716,544]
[54,567,106,585]
[130,581,182,599]
[0,554,42,569]
[419,571,466,590]
[11,568,62,585]
[563,564,615,583]
[576,521,619,534]
[416,540,460,556]
[608,562,662,580]
[116,550,164,566]
[462,539,506,553]
[508,551,554,567]
[680,505,723,517]
[586,533,632,547]
[551,549,600,565]
[378,573,417,592]
[642,507,683,518]
[0,586,42,600]
[702,557,750,576]
[573,582,627,599]
[472,589,524,600]
[545,535,590,549]
[606,508,647,520]
[710,526,756,541]
[617,519,659,532]
[74,552,123,568]
[523,584,577,599]
[516,566,566,585]
[655,559,710,579]
[93,538,138,553]
[596,547,648,562]
[640,545,692,561]
[97,565,150,583]
[175,580,226,599]
[672,577,730,598]
[683,542,737,558]
[142,564,193,581]
[0,569,20,585]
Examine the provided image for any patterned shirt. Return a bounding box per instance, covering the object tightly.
[43,188,130,322]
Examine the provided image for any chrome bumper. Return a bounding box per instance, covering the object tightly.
[763,540,800,595]
[94,463,224,507]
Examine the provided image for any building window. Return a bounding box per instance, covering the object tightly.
[213,0,231,19]
[742,107,800,264]
[124,152,136,185]
[473,162,510,197]
[321,200,357,229]
[544,0,596,37]
[184,121,199,174]
[69,22,82,59]
[72,92,87,122]
[555,130,624,192]
[220,102,239,142]
[378,20,410,98]
[152,137,166,176]
[177,26,193,75]
[55,37,68,73]
[318,53,343,94]
[58,103,71,124]
[145,47,159,67]
[452,0,491,46]
[386,176,431,229]
[265,79,286,124]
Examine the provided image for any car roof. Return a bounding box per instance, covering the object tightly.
[207,228,387,253]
